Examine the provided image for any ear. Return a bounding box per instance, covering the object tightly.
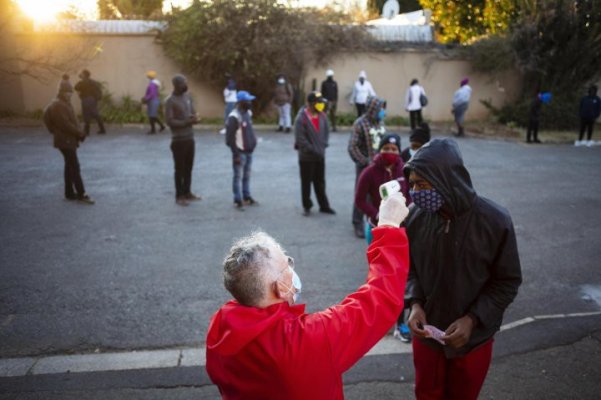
[273,280,285,300]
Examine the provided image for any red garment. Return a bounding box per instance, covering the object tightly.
[413,338,493,400]
[206,227,409,400]
[305,108,320,131]
[355,153,411,224]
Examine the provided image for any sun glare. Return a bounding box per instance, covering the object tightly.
[14,0,98,23]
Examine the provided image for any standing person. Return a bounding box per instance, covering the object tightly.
[225,90,258,210]
[526,91,543,144]
[576,85,601,147]
[350,70,376,117]
[348,96,387,238]
[206,191,410,399]
[451,78,471,137]
[142,70,165,135]
[164,74,201,206]
[43,80,94,204]
[220,75,237,135]
[294,91,335,216]
[320,69,338,132]
[405,79,426,130]
[401,122,430,163]
[404,138,522,400]
[74,69,106,135]
[273,74,294,133]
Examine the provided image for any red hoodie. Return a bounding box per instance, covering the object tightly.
[206,227,409,399]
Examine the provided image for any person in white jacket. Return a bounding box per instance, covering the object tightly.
[351,70,376,117]
[220,76,237,135]
[452,78,472,137]
[405,79,426,130]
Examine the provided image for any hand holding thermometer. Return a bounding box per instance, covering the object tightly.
[379,179,401,200]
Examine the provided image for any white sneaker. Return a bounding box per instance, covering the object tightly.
[219,128,226,135]
[586,140,594,147]
[574,140,583,147]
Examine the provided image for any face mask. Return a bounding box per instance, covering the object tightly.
[409,188,445,213]
[381,152,399,166]
[314,102,325,112]
[377,109,386,121]
[409,149,416,157]
[281,267,302,304]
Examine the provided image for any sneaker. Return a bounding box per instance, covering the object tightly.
[277,126,283,132]
[575,140,583,147]
[243,197,258,206]
[176,197,189,206]
[147,130,156,135]
[319,207,336,215]
[65,194,77,201]
[234,200,245,211]
[185,193,202,201]
[77,194,95,205]
[159,125,165,132]
[219,128,226,135]
[284,127,291,133]
[303,208,311,216]
[586,140,594,147]
[354,225,365,239]
[533,139,542,144]
[398,323,412,343]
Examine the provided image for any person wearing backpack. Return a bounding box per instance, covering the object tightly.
[225,91,258,210]
[74,69,106,135]
[405,79,427,130]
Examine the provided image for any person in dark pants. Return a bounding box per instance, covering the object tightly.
[576,85,601,147]
[294,91,335,216]
[225,90,258,210]
[43,80,94,204]
[142,70,165,134]
[526,92,542,143]
[165,74,201,206]
[320,69,338,132]
[405,79,426,130]
[351,70,376,118]
[74,69,106,135]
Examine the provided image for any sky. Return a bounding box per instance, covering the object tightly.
[14,0,367,23]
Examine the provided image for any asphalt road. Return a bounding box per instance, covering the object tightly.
[1,124,600,397]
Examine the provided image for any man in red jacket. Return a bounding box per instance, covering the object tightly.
[206,188,410,399]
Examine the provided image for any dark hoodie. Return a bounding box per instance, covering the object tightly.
[294,106,329,161]
[165,74,196,141]
[348,96,385,167]
[43,91,84,149]
[403,138,522,358]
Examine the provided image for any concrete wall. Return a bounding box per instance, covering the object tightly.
[0,32,520,121]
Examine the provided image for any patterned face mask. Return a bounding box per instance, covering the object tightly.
[409,188,444,213]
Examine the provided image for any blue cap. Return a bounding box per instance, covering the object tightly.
[237,90,256,102]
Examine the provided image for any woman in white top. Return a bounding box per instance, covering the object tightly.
[351,70,376,117]
[405,79,426,130]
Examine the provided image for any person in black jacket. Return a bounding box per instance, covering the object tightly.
[294,91,335,216]
[43,81,94,204]
[576,85,601,147]
[320,69,338,132]
[403,138,522,400]
[74,69,106,135]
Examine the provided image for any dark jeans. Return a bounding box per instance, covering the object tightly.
[232,152,252,202]
[526,118,539,141]
[355,103,366,117]
[579,118,595,141]
[299,159,330,211]
[148,117,165,133]
[409,110,423,130]
[170,139,195,198]
[59,148,85,198]
[327,101,337,131]
[81,97,106,134]
[352,164,366,228]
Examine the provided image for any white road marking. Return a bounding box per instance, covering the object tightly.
[1,311,599,378]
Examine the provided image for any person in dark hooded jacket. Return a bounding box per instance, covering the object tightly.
[348,96,387,238]
[403,138,522,400]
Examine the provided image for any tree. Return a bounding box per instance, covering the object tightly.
[160,0,368,113]
[97,0,163,20]
[418,0,517,43]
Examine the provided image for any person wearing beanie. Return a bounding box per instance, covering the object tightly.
[142,70,165,134]
[348,95,387,238]
[350,70,376,117]
[164,74,201,206]
[320,69,338,132]
[401,122,431,163]
[294,91,335,216]
[43,81,94,204]
[451,78,472,137]
[74,69,106,135]
[355,133,412,341]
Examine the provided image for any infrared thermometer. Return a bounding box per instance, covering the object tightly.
[379,180,400,200]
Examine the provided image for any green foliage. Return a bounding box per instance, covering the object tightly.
[99,93,147,124]
[97,0,163,19]
[160,0,368,114]
[418,0,517,44]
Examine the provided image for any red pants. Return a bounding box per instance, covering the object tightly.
[413,338,493,400]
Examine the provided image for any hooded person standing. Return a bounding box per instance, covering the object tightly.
[142,70,165,135]
[273,75,294,133]
[350,70,376,117]
[206,187,410,400]
[405,79,427,130]
[320,69,338,132]
[404,138,522,400]
[164,74,201,206]
[74,69,106,135]
[401,122,431,163]
[225,90,258,210]
[348,96,387,238]
[576,85,601,147]
[294,91,335,216]
[43,80,94,204]
[451,78,472,137]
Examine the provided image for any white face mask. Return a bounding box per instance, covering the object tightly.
[280,267,302,304]
[409,148,417,157]
[277,78,286,84]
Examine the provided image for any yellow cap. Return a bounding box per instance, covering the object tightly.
[146,70,156,79]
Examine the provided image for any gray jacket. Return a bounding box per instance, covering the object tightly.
[165,93,196,141]
[294,106,329,161]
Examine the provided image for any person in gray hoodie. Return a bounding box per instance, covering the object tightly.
[164,74,201,206]
[294,91,335,216]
